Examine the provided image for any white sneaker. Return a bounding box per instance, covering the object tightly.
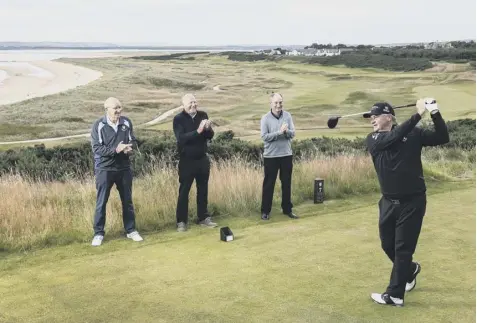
[371,292,404,307]
[406,279,416,292]
[126,231,143,242]
[91,235,104,246]
[406,262,421,292]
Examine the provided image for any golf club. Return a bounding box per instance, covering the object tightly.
[327,103,416,129]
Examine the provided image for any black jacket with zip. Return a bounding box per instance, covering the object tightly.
[366,111,449,199]
[173,110,214,160]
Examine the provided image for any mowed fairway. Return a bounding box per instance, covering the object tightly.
[0,182,474,323]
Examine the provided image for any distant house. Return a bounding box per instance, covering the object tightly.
[316,49,341,56]
[256,47,343,57]
[302,48,319,56]
[291,48,341,56]
[424,42,453,49]
[286,49,300,56]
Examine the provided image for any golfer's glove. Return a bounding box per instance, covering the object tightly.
[424,98,438,114]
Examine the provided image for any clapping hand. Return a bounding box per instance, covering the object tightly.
[116,141,132,153]
[197,119,207,134]
[124,146,133,155]
[280,123,288,133]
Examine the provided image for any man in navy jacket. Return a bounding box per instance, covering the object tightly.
[90,97,143,246]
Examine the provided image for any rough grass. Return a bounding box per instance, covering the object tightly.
[0,181,474,323]
[0,148,473,252]
[0,155,380,251]
[0,123,52,136]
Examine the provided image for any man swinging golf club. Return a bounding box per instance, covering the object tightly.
[365,98,449,306]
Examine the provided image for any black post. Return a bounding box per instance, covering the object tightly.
[314,178,324,203]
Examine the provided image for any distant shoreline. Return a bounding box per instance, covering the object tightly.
[0,46,267,51]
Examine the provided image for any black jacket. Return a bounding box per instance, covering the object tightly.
[173,110,214,160]
[90,116,137,171]
[366,112,449,199]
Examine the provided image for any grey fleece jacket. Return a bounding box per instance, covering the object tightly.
[260,110,295,158]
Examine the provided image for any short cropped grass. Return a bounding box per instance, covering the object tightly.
[0,181,474,323]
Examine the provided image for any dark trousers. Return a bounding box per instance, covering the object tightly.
[176,156,210,224]
[93,169,136,236]
[261,155,293,214]
[378,194,426,299]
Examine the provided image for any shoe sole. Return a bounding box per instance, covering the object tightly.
[372,300,404,307]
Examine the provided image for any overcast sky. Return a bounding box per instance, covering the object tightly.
[1,0,475,45]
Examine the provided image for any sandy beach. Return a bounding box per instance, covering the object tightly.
[0,60,103,106]
[0,49,204,107]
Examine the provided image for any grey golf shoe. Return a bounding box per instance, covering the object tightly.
[177,222,187,232]
[199,217,217,228]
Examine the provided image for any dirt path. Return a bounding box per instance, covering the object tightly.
[0,106,184,145]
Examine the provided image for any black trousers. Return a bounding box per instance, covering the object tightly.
[93,169,136,236]
[378,194,426,299]
[261,155,293,214]
[176,156,210,224]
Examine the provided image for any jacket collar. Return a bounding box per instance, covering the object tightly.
[101,115,126,125]
[270,109,283,120]
[182,110,199,119]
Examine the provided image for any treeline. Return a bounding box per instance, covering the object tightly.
[222,52,434,71]
[0,119,473,182]
[223,52,275,62]
[305,53,433,71]
[305,40,475,50]
[364,48,476,62]
[305,43,372,49]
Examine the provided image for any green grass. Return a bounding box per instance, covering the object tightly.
[0,181,474,323]
[0,123,52,137]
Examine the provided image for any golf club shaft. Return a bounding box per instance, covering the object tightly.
[341,103,416,118]
[394,103,416,109]
[339,111,369,118]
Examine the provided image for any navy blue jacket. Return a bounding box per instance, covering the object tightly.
[90,116,137,171]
